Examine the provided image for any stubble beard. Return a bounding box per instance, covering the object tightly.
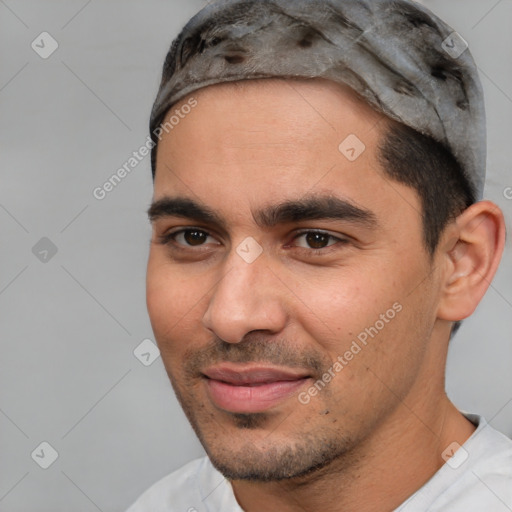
[170,372,358,482]
[164,334,358,482]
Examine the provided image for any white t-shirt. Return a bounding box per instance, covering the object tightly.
[126,413,512,512]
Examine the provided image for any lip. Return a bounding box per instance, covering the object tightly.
[202,363,311,413]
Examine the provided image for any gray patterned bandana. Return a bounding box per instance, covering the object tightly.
[149,0,486,199]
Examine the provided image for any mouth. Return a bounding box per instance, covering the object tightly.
[202,363,312,413]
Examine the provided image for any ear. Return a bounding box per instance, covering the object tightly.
[437,200,506,322]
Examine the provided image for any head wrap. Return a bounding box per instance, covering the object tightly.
[150,0,486,199]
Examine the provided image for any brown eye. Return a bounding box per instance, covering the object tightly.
[293,230,341,250]
[161,228,219,248]
[183,229,208,246]
[305,232,331,249]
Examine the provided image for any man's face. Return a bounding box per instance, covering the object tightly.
[147,78,444,481]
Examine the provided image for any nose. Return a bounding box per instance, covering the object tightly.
[201,245,288,344]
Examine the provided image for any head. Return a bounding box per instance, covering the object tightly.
[145,0,505,483]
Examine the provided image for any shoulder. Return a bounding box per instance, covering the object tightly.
[399,414,512,512]
[454,413,512,484]
[449,418,512,506]
[125,456,228,512]
[433,427,512,511]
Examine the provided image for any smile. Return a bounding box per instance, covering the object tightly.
[202,364,311,413]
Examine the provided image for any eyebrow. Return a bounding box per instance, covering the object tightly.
[147,194,378,230]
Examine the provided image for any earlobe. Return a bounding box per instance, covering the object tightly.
[437,201,506,322]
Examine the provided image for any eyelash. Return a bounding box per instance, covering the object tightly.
[158,228,348,255]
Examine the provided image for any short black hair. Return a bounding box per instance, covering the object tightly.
[378,122,475,254]
[378,122,476,337]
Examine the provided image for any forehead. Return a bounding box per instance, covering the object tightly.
[191,77,385,126]
[154,77,388,184]
[157,78,419,211]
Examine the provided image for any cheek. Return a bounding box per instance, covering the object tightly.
[288,265,394,349]
[146,258,206,351]
[291,255,428,370]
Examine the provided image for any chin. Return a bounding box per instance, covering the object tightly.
[199,425,354,482]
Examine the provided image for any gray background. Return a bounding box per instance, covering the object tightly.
[0,1,510,511]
